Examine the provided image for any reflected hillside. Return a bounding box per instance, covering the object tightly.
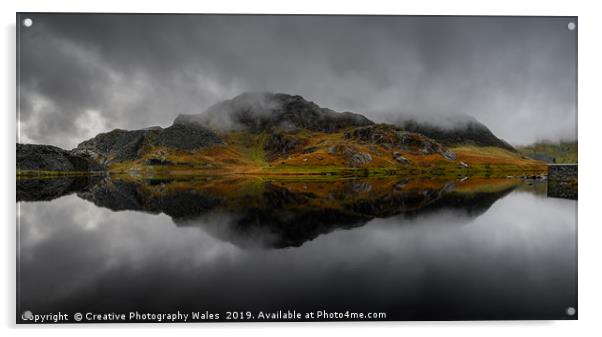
[18,175,522,248]
[17,176,102,202]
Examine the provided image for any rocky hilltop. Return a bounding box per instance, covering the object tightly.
[17,92,545,178]
[174,92,374,133]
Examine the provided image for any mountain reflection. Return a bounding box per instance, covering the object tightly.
[17,175,524,248]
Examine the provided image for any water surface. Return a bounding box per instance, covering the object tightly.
[17,176,577,321]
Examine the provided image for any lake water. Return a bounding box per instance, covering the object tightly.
[16,176,577,321]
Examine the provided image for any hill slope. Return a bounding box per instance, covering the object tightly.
[517,141,577,164]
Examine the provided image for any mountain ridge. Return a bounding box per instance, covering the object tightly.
[17,92,543,178]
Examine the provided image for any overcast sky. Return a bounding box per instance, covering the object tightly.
[18,14,577,149]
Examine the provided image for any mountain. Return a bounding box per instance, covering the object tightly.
[175,92,514,151]
[17,92,546,178]
[174,92,374,133]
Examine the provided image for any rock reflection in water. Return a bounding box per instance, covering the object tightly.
[16,175,576,320]
[18,175,521,248]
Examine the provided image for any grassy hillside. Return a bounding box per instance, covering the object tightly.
[108,127,546,179]
[517,141,577,164]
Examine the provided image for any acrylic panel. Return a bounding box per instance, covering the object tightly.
[16,13,578,323]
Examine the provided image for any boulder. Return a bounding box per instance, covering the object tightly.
[348,152,372,167]
[442,150,457,161]
[393,152,411,165]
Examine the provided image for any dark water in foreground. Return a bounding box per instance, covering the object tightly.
[17,176,577,322]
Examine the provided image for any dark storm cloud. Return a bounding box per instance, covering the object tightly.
[17,14,577,148]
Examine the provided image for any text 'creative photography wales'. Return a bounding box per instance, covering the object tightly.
[16,14,577,323]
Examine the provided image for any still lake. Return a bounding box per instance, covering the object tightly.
[17,176,577,321]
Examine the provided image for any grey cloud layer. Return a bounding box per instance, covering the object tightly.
[18,14,577,148]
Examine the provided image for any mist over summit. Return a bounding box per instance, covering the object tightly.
[174,92,374,133]
[173,92,513,150]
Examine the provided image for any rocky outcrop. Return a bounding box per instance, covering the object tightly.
[263,133,305,161]
[327,144,373,167]
[400,117,515,152]
[174,92,374,133]
[75,128,161,165]
[344,124,456,160]
[17,143,104,172]
[75,123,223,165]
[348,152,372,167]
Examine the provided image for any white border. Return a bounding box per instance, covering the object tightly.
[3,0,601,336]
